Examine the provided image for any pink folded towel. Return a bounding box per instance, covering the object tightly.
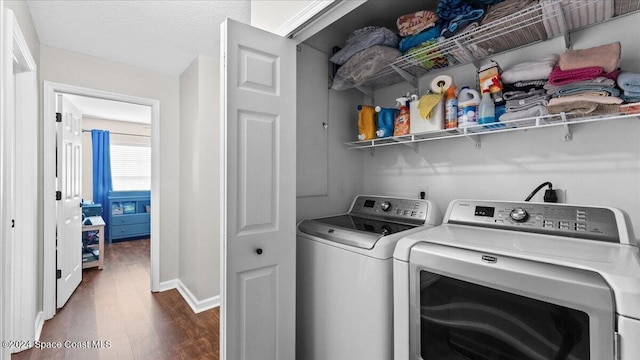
[549,66,602,85]
[558,42,621,73]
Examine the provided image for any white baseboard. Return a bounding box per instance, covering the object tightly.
[176,280,220,314]
[34,311,44,341]
[157,279,178,292]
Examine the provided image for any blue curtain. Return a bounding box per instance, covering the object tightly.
[91,130,113,216]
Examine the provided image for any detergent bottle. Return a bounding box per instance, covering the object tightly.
[444,83,458,129]
[457,86,480,128]
[393,97,411,136]
[478,89,496,125]
[375,106,398,138]
[357,105,376,140]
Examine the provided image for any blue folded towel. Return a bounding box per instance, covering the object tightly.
[438,0,477,21]
[399,26,441,53]
[617,71,640,92]
[441,9,485,38]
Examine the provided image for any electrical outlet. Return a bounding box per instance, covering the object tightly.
[535,189,566,203]
[418,185,428,199]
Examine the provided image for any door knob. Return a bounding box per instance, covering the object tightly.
[256,248,263,255]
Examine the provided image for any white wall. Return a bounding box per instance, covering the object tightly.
[364,13,640,237]
[179,55,220,303]
[39,45,180,282]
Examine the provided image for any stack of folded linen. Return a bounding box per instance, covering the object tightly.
[395,9,449,70]
[330,26,401,90]
[498,55,558,122]
[616,72,640,103]
[546,42,623,115]
[545,42,622,115]
[436,0,486,39]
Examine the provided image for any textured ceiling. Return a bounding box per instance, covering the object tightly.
[27,0,251,76]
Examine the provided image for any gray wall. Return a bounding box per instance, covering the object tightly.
[179,55,220,302]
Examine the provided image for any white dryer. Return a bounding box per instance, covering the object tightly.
[297,195,440,360]
[393,199,640,360]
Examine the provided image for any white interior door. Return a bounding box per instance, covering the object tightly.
[220,19,296,360]
[56,94,83,308]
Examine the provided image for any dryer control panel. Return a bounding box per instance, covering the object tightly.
[350,195,432,225]
[446,200,627,244]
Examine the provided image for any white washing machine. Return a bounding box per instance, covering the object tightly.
[296,195,440,360]
[393,199,640,360]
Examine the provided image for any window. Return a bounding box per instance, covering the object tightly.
[110,144,151,191]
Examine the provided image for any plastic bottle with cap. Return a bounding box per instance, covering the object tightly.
[478,89,496,125]
[444,83,458,129]
[375,106,397,138]
[393,97,411,136]
[357,105,376,140]
[457,86,480,128]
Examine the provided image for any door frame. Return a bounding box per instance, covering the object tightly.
[2,7,38,358]
[42,81,161,319]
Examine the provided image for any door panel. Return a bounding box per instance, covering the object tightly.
[56,94,83,308]
[221,19,296,360]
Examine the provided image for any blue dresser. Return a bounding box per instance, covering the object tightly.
[106,190,151,243]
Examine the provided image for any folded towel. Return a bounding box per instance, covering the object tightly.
[501,54,559,84]
[621,94,640,103]
[405,40,449,70]
[548,66,604,85]
[623,89,640,97]
[437,0,475,21]
[499,105,548,122]
[617,71,640,93]
[398,26,441,53]
[441,9,485,38]
[503,80,547,92]
[558,42,621,73]
[397,10,439,37]
[548,96,623,106]
[547,101,620,116]
[544,76,616,92]
[506,95,549,112]
[551,85,620,98]
[503,88,547,101]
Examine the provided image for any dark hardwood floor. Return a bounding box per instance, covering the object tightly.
[12,239,220,360]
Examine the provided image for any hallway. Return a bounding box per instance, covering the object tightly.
[12,239,220,360]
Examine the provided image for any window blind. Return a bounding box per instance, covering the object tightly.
[110,144,151,191]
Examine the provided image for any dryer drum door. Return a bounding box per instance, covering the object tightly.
[408,243,615,360]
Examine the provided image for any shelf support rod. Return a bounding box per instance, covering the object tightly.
[400,141,420,153]
[389,64,418,89]
[454,39,480,69]
[355,85,374,100]
[560,112,572,141]
[556,2,571,49]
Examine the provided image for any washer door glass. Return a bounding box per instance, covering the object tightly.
[419,271,590,360]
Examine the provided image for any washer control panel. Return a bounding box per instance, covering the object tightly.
[447,200,622,243]
[350,195,430,224]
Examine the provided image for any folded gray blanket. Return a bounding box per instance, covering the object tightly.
[499,105,548,122]
[551,85,620,98]
[503,88,547,101]
[613,71,640,93]
[506,95,549,112]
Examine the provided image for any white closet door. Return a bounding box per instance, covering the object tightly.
[220,18,296,360]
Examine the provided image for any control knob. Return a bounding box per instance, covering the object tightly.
[380,201,392,212]
[510,207,529,222]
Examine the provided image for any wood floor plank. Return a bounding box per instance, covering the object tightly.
[11,239,220,360]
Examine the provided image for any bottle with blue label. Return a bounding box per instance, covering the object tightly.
[457,87,480,128]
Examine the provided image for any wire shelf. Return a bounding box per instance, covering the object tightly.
[345,110,640,150]
[342,0,640,92]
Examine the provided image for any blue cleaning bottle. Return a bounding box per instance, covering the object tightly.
[375,106,398,138]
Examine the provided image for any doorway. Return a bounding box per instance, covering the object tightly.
[42,82,161,319]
